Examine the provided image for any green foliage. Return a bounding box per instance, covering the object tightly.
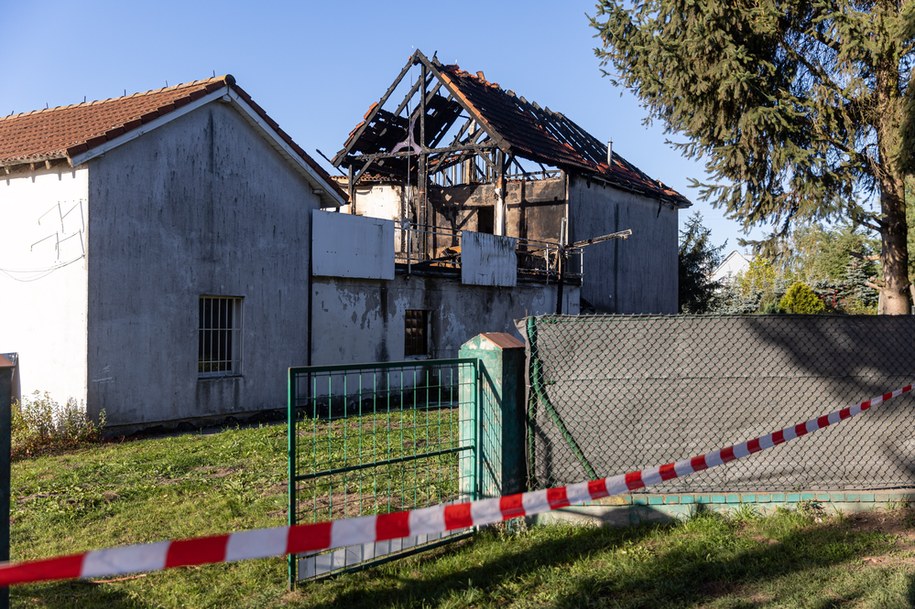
[11,391,105,460]
[714,223,878,314]
[719,257,784,313]
[678,212,725,313]
[591,0,915,312]
[779,282,827,314]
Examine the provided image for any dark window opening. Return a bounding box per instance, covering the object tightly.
[477,207,494,234]
[404,309,429,357]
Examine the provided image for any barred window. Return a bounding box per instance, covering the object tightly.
[404,309,429,357]
[198,296,243,376]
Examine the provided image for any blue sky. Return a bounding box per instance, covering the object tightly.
[1,0,757,252]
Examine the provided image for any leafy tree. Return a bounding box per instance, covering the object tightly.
[738,257,780,310]
[779,281,827,314]
[591,1,915,314]
[678,212,726,312]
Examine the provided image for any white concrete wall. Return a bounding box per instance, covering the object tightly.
[461,231,517,287]
[311,274,579,365]
[568,176,680,313]
[348,184,401,220]
[312,211,395,280]
[87,102,320,427]
[0,167,89,408]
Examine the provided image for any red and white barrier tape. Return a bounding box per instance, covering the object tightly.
[0,384,911,587]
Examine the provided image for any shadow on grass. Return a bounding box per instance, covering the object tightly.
[299,518,672,609]
[548,513,895,609]
[299,510,909,609]
[11,579,154,609]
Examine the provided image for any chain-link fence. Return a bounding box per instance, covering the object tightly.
[521,315,915,493]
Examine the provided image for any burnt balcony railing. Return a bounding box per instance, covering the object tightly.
[394,221,582,282]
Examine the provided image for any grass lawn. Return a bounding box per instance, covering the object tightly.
[10,421,915,608]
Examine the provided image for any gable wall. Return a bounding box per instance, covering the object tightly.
[568,175,679,313]
[87,101,319,427]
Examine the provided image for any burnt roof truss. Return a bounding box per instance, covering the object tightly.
[333,49,690,208]
[333,51,508,187]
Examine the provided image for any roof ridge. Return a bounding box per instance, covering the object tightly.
[0,75,232,122]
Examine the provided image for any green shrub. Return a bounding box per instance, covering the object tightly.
[11,391,105,459]
[779,281,827,314]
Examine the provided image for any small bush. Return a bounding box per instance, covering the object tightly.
[779,281,827,314]
[11,391,105,459]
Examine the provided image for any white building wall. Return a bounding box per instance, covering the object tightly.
[0,167,89,408]
[87,102,320,427]
[347,184,401,220]
[568,176,680,314]
[712,251,751,284]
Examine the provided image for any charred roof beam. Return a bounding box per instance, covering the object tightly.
[349,141,497,165]
[332,51,421,167]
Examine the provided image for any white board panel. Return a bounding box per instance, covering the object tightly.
[461,231,517,287]
[312,211,395,280]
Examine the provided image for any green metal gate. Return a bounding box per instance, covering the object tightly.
[287,358,479,585]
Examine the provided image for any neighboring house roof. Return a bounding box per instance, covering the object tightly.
[0,75,345,206]
[335,50,690,208]
[711,250,752,283]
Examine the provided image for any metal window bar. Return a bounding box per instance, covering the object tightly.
[288,358,479,584]
[198,296,243,377]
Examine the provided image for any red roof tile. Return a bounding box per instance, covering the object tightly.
[0,77,228,166]
[0,75,345,202]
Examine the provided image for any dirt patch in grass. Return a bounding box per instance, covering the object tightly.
[192,465,241,478]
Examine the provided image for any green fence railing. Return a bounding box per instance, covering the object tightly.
[287,358,480,585]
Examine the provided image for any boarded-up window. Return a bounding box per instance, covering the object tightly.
[199,296,243,376]
[404,309,429,357]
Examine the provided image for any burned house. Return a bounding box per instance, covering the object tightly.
[331,50,691,315]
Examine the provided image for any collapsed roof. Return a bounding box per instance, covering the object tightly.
[334,50,689,208]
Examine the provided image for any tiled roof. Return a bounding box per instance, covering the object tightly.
[435,62,690,207]
[0,77,228,166]
[0,75,343,201]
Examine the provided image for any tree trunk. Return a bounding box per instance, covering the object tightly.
[879,183,910,314]
[874,4,910,315]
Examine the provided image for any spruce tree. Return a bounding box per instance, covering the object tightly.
[592,1,915,313]
[678,212,726,313]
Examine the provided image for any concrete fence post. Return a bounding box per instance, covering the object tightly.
[459,333,526,499]
[0,353,16,609]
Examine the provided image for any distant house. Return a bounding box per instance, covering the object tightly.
[0,76,343,428]
[331,50,691,317]
[712,250,752,285]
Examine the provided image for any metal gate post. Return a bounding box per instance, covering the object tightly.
[459,334,527,497]
[0,353,17,609]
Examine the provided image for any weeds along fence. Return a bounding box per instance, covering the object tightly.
[522,315,915,493]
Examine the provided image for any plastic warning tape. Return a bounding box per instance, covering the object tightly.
[0,384,910,587]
